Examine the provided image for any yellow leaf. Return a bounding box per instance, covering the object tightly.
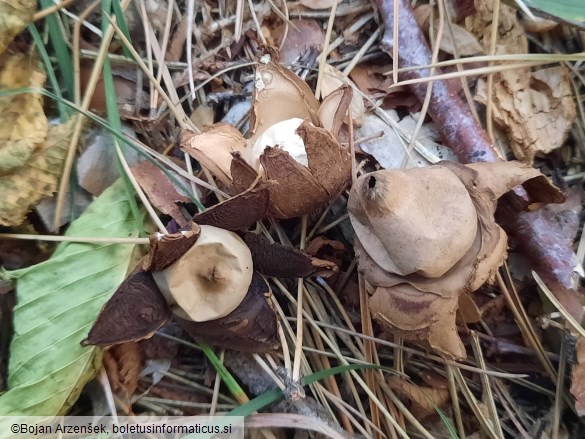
[0,116,76,226]
[0,0,36,55]
[0,50,48,174]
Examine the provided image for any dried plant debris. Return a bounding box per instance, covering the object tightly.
[0,0,35,55]
[386,376,450,419]
[180,123,246,188]
[571,336,585,416]
[102,342,142,412]
[466,0,576,161]
[349,160,561,359]
[131,160,192,228]
[273,19,324,65]
[432,17,483,56]
[475,66,576,161]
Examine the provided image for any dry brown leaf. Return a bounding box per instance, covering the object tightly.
[319,84,354,140]
[386,376,450,419]
[190,105,214,130]
[0,117,77,226]
[571,336,585,416]
[180,123,246,187]
[273,19,324,65]
[465,0,527,56]
[414,4,433,29]
[349,161,556,358]
[321,64,364,126]
[475,66,576,161]
[79,63,142,116]
[349,63,395,98]
[0,50,47,175]
[131,160,191,228]
[433,18,483,56]
[250,57,320,143]
[0,0,36,55]
[465,0,573,161]
[298,0,336,9]
[103,342,142,411]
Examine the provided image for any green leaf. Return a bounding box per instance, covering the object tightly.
[523,0,585,22]
[0,180,143,415]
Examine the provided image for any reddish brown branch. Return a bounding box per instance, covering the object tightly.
[374,0,583,319]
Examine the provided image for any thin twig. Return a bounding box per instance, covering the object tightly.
[0,233,149,244]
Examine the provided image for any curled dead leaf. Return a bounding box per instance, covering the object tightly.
[321,64,364,127]
[475,66,576,161]
[319,84,354,140]
[0,0,36,55]
[349,160,559,358]
[103,342,142,411]
[433,18,483,56]
[0,50,47,175]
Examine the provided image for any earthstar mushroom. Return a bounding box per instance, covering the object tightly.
[348,160,562,358]
[152,225,253,322]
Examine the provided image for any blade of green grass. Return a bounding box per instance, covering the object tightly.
[110,0,133,59]
[28,24,69,121]
[434,404,460,439]
[227,364,384,417]
[198,342,249,404]
[38,0,74,98]
[100,0,146,236]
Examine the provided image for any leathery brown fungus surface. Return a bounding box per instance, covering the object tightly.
[348,160,559,359]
